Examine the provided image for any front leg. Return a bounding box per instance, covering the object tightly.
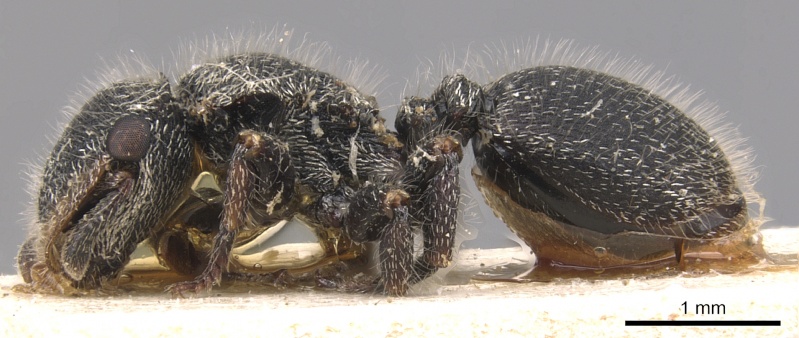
[168,130,295,296]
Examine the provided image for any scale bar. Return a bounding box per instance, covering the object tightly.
[625,320,780,327]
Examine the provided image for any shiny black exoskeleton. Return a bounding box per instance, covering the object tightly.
[401,66,763,272]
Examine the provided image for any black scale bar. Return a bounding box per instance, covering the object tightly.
[625,320,780,327]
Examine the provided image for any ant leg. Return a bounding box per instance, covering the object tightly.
[338,184,412,296]
[376,190,412,296]
[407,135,462,284]
[168,130,295,296]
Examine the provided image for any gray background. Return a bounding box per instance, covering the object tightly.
[1,1,796,275]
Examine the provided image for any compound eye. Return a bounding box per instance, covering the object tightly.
[106,115,152,162]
